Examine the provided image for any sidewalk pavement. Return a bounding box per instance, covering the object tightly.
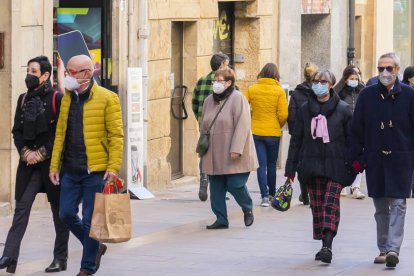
[1,170,414,276]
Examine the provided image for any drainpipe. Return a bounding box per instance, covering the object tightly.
[137,0,149,187]
[347,0,355,65]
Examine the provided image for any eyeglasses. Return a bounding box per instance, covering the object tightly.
[65,68,91,76]
[377,66,394,73]
[214,79,226,83]
[312,80,329,85]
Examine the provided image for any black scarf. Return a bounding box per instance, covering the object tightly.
[213,85,235,103]
[308,89,340,117]
[23,82,52,140]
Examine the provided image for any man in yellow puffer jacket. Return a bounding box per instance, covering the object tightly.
[49,55,123,276]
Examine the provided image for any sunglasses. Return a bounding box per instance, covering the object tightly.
[312,80,329,85]
[65,68,91,76]
[377,66,394,73]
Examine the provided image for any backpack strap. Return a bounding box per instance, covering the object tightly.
[20,93,27,109]
[52,91,57,115]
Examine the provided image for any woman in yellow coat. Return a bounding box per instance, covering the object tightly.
[244,63,288,207]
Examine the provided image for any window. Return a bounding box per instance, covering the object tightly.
[393,0,412,70]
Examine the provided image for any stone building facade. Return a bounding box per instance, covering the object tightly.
[0,0,355,213]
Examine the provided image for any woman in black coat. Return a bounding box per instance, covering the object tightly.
[285,69,355,264]
[402,66,414,197]
[0,56,69,274]
[336,65,366,199]
[287,62,318,205]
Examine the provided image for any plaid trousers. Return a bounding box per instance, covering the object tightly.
[307,177,342,240]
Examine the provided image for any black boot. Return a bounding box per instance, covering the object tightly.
[0,256,17,274]
[299,181,309,205]
[45,258,67,273]
[199,174,209,201]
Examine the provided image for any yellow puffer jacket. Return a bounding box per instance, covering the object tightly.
[244,78,288,137]
[50,83,124,174]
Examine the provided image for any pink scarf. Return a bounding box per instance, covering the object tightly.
[311,114,330,143]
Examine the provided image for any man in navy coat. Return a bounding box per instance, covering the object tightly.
[350,52,414,269]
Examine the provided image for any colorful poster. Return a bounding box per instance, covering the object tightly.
[127,68,153,198]
[57,8,102,83]
[302,0,331,14]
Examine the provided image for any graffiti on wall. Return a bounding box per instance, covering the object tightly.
[213,10,230,41]
[213,3,234,63]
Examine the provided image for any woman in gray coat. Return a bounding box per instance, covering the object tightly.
[201,67,258,229]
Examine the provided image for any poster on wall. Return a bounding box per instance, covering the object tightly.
[301,0,331,14]
[56,8,102,84]
[127,68,154,199]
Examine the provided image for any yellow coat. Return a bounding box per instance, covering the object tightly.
[244,78,288,137]
[50,83,124,174]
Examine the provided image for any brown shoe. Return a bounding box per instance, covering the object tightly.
[76,269,92,276]
[95,243,107,272]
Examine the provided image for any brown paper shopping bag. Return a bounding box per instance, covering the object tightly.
[90,191,132,243]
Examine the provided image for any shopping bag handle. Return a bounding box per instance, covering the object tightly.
[102,178,124,194]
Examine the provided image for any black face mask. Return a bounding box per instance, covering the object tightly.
[25,74,40,91]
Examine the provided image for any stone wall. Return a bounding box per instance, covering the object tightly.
[0,0,12,214]
[0,0,54,212]
[145,0,281,190]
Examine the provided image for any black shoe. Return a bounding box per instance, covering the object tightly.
[385,251,399,268]
[199,176,208,201]
[206,221,228,229]
[45,258,67,273]
[0,256,17,274]
[315,250,322,261]
[244,211,254,227]
[96,243,107,272]
[299,194,310,205]
[319,247,332,263]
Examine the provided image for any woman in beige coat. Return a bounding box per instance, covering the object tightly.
[201,68,258,229]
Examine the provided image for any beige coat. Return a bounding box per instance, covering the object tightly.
[201,90,258,175]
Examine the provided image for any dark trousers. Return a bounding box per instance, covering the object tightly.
[2,170,69,261]
[253,135,280,198]
[307,178,342,240]
[59,172,104,274]
[209,173,253,225]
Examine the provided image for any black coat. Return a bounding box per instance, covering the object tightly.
[350,79,414,198]
[337,83,364,113]
[285,90,356,186]
[287,82,312,135]
[12,86,63,205]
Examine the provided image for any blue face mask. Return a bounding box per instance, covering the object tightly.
[312,82,330,97]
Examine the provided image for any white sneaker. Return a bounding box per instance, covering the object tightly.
[260,197,269,207]
[351,187,365,199]
[340,187,348,196]
[374,252,386,264]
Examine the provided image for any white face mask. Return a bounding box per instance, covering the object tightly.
[213,81,226,94]
[347,79,358,88]
[64,75,81,91]
[379,70,396,87]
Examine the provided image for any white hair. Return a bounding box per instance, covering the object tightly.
[379,52,400,67]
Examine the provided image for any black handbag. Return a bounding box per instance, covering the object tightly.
[196,98,229,158]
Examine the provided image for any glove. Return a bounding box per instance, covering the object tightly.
[286,175,295,182]
[352,161,361,174]
[352,160,366,173]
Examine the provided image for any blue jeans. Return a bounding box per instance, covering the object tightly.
[59,172,104,273]
[411,171,414,197]
[253,135,280,198]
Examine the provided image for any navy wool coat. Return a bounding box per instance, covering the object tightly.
[350,79,414,198]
